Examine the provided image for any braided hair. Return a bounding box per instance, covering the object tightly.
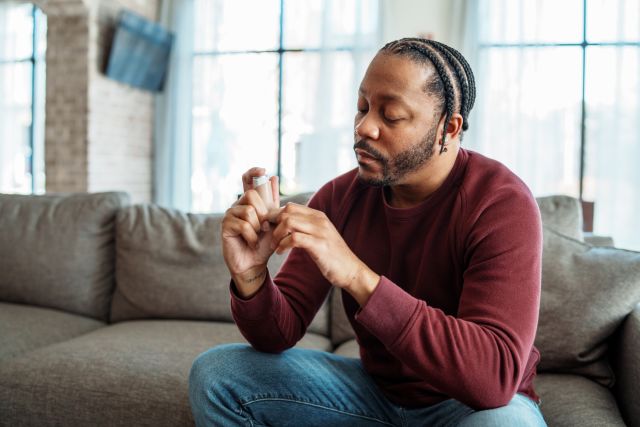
[380,38,476,154]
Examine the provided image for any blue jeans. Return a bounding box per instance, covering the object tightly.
[189,343,547,427]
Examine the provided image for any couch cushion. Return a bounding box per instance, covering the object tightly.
[536,195,584,241]
[535,227,640,386]
[0,192,129,321]
[333,338,359,358]
[111,197,329,337]
[0,302,104,361]
[331,288,356,346]
[534,373,626,426]
[0,320,332,427]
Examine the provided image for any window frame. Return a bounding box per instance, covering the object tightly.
[0,3,45,194]
[191,0,378,193]
[478,0,640,200]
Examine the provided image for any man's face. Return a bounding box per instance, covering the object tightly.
[354,53,442,187]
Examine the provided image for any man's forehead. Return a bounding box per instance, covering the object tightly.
[358,87,406,102]
[359,53,436,102]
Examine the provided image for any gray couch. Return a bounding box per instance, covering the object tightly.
[0,192,639,426]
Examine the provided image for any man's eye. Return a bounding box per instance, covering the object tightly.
[385,116,403,122]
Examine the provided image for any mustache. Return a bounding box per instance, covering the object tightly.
[353,140,385,160]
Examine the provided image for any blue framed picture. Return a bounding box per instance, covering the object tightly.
[106,10,173,92]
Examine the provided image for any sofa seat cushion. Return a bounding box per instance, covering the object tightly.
[333,338,359,358]
[534,373,626,426]
[0,320,332,427]
[0,302,104,362]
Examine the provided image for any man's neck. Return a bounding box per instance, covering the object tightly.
[386,145,459,209]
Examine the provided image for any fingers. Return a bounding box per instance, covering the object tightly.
[270,175,280,208]
[222,215,260,248]
[269,203,328,249]
[226,205,261,233]
[241,167,267,192]
[274,231,313,255]
[236,189,269,220]
[270,213,315,248]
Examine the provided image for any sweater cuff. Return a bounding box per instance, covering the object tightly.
[355,275,421,347]
[230,272,279,321]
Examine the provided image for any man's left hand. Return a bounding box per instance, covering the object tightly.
[268,203,379,299]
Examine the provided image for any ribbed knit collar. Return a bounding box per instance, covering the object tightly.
[381,148,469,220]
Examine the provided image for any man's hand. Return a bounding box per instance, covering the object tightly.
[268,203,380,305]
[221,167,280,298]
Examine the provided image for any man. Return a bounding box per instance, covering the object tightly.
[189,38,547,426]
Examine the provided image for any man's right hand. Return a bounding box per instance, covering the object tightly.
[221,167,280,298]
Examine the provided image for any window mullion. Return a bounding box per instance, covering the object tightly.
[29,4,37,193]
[276,0,285,191]
[579,0,587,200]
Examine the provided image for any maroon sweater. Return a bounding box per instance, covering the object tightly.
[231,148,542,410]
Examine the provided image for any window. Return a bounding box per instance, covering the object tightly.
[191,0,380,212]
[470,0,640,250]
[0,2,46,194]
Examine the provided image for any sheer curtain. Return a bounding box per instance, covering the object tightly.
[460,0,640,251]
[154,0,194,211]
[0,2,35,194]
[186,0,381,213]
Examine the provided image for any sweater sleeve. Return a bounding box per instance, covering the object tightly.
[229,184,335,353]
[355,187,543,409]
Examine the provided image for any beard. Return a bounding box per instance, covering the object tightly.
[353,123,438,187]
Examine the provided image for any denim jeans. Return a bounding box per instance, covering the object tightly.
[189,343,547,427]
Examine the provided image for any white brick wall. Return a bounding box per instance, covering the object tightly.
[36,0,158,202]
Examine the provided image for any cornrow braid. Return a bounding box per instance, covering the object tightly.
[380,38,476,153]
[431,40,476,124]
[429,41,471,131]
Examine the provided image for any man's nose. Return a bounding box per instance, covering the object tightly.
[355,115,380,140]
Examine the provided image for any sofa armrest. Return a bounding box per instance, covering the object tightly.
[613,304,640,427]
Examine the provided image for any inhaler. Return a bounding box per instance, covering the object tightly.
[252,175,274,208]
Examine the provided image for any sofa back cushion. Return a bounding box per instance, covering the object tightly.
[0,192,129,321]
[536,195,584,241]
[534,227,640,386]
[111,199,330,337]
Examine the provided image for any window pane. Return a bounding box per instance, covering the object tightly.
[587,0,640,43]
[0,62,33,193]
[280,51,375,194]
[283,0,380,49]
[583,47,640,250]
[467,47,582,196]
[194,0,280,53]
[478,0,583,44]
[191,54,279,212]
[33,7,47,194]
[0,2,34,60]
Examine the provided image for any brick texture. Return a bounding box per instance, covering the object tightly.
[37,0,158,202]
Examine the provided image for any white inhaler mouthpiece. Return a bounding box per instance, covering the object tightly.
[252,175,273,208]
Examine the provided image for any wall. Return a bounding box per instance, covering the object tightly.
[33,0,453,204]
[382,0,455,46]
[36,0,157,202]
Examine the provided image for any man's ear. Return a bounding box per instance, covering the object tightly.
[438,113,464,148]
